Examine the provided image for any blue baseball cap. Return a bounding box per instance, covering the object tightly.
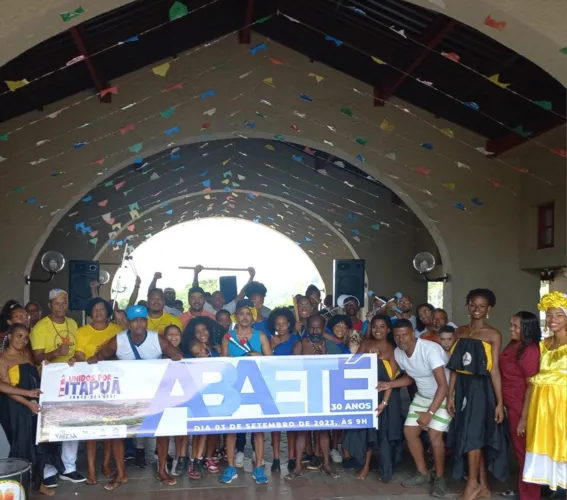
[126,304,148,321]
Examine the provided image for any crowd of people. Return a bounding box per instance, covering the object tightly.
[0,266,565,500]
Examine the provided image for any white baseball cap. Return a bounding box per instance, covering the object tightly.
[337,294,360,308]
[48,289,68,301]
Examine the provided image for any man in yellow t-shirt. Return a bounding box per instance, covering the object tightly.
[30,288,87,486]
[147,288,182,334]
[30,289,78,364]
[73,298,123,359]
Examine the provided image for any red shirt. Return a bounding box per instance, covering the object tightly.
[499,342,540,411]
[351,317,363,332]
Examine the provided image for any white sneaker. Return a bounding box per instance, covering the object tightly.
[235,451,245,468]
[330,448,342,464]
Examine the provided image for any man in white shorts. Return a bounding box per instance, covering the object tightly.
[378,319,450,498]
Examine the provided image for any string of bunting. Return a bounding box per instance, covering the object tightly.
[281,8,567,121]
[1,8,564,169]
[0,0,225,99]
[3,35,558,197]
[277,12,566,159]
[5,26,555,218]
[241,38,556,186]
[0,12,274,147]
[58,138,408,243]
[237,87,521,196]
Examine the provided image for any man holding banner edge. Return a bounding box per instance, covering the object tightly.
[220,299,271,485]
[87,304,182,490]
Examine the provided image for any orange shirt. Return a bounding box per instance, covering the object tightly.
[179,309,216,330]
[420,331,440,344]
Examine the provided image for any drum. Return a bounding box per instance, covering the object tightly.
[0,458,31,499]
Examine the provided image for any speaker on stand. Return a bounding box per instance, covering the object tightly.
[69,260,100,312]
[333,259,366,308]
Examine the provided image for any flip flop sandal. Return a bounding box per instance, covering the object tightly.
[159,476,177,486]
[86,478,97,486]
[284,472,305,480]
[323,468,340,479]
[104,479,128,491]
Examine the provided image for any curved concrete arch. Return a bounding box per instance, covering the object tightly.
[24,134,449,312]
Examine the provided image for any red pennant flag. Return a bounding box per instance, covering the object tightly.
[100,86,118,98]
[416,165,430,176]
[92,158,105,165]
[484,15,507,30]
[114,181,126,191]
[165,82,183,92]
[489,179,501,188]
[120,124,135,135]
[552,148,566,158]
[269,58,284,65]
[98,200,108,207]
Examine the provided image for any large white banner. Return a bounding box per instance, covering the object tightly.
[37,354,378,442]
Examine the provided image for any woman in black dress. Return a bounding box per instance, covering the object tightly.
[0,323,63,496]
[342,314,404,481]
[447,289,507,500]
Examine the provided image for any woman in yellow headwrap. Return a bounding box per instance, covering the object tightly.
[522,291,567,493]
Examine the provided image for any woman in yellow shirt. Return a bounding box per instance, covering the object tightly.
[69,298,122,485]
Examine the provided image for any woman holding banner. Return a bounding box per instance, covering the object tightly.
[68,298,122,485]
[267,307,300,473]
[219,299,271,486]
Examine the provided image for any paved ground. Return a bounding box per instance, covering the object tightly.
[33,433,523,499]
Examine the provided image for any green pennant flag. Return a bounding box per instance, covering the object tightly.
[256,14,273,24]
[534,100,552,110]
[560,47,567,55]
[60,6,85,22]
[274,134,285,141]
[0,134,8,141]
[160,107,175,119]
[512,125,533,137]
[10,186,25,194]
[341,107,353,117]
[169,1,188,21]
[356,136,369,146]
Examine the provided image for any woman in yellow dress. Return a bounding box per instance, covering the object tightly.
[522,291,567,492]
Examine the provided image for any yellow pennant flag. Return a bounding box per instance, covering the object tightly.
[222,159,231,166]
[487,73,510,88]
[222,178,230,185]
[308,72,324,83]
[371,56,386,65]
[441,128,454,138]
[5,79,29,91]
[380,119,394,132]
[265,144,275,151]
[263,77,275,88]
[152,62,170,77]
[442,183,456,191]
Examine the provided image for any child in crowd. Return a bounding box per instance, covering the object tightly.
[164,325,190,476]
[438,325,456,355]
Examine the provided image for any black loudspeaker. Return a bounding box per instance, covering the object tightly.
[219,276,238,304]
[333,259,366,307]
[69,260,100,311]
